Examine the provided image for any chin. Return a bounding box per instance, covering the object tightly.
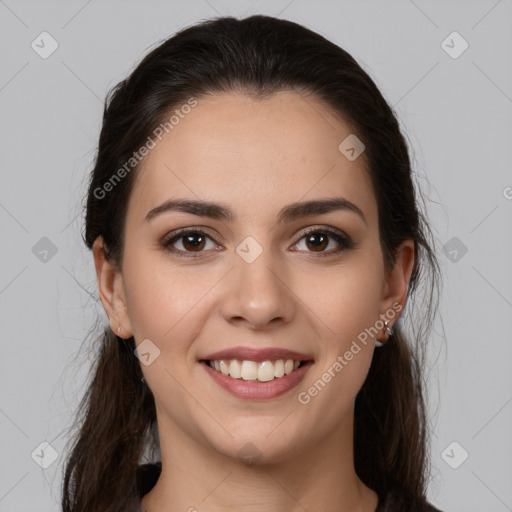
[203,424,307,466]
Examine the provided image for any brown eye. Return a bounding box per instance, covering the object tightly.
[180,233,207,252]
[293,228,354,257]
[305,232,329,252]
[163,230,218,257]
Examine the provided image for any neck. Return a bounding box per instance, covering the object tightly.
[142,410,379,512]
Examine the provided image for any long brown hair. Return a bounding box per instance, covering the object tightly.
[61,14,440,511]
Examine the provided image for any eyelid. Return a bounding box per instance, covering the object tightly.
[297,224,347,239]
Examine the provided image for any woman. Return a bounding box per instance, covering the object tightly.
[62,14,443,512]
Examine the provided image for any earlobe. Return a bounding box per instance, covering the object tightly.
[92,236,133,338]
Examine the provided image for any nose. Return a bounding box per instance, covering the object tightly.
[220,244,296,331]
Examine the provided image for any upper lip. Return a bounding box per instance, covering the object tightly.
[201,346,314,363]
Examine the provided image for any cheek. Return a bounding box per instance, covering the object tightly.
[299,258,384,345]
[121,249,214,346]
[293,263,382,430]
[294,248,384,397]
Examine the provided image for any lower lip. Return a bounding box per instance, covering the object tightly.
[201,361,313,400]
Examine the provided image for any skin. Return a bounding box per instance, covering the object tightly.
[93,90,414,512]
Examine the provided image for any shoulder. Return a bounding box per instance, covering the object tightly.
[379,490,445,512]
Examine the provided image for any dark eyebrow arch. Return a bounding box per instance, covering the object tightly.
[145,197,366,225]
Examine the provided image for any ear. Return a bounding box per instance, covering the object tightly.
[92,236,133,338]
[380,239,415,322]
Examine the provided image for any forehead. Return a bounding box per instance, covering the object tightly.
[127,90,376,224]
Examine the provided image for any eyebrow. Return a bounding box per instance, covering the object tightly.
[145,197,367,225]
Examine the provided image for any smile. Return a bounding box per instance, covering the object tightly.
[200,346,314,399]
[201,359,314,400]
[207,358,304,382]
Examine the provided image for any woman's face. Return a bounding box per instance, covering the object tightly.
[95,90,413,463]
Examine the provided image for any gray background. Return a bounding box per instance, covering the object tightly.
[1,0,511,511]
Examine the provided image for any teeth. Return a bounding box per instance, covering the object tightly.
[274,360,285,378]
[258,361,275,382]
[207,358,304,382]
[229,359,242,378]
[241,360,258,380]
[219,360,230,375]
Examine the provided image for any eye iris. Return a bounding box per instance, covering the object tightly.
[183,233,205,251]
[306,232,328,252]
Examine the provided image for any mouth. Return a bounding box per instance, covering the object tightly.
[203,358,309,382]
[199,347,314,400]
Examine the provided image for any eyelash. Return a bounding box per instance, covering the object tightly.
[161,227,355,259]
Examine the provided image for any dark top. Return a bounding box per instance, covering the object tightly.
[135,463,444,512]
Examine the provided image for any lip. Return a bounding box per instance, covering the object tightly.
[201,346,313,363]
[201,360,314,400]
